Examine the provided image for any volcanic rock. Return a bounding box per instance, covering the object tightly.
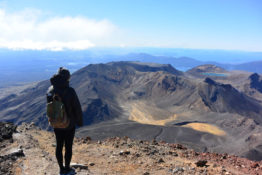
[195,160,208,167]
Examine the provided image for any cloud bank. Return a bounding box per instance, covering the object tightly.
[0,9,117,50]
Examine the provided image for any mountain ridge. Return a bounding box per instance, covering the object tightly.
[1,61,262,161]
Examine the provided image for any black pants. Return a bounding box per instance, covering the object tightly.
[54,127,75,170]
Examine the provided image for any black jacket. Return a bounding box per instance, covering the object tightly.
[46,74,83,129]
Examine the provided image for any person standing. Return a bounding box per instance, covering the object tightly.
[46,67,83,175]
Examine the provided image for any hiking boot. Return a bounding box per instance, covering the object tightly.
[64,167,76,175]
[59,168,67,175]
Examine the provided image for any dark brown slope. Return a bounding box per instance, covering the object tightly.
[233,72,262,104]
[0,62,182,129]
[243,73,262,96]
[1,62,262,160]
[70,61,183,125]
[0,80,50,129]
[199,77,262,123]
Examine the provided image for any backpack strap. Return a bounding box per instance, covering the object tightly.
[53,87,68,101]
[53,93,62,101]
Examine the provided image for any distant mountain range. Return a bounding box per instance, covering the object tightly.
[0,50,262,87]
[116,53,262,73]
[1,61,262,161]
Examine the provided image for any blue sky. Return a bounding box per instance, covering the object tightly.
[0,0,261,51]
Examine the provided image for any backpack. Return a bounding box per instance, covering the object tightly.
[46,91,70,128]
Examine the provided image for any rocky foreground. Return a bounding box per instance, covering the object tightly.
[0,122,262,175]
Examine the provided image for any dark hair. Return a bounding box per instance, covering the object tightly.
[57,67,70,80]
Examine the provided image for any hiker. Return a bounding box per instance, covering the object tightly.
[46,67,83,175]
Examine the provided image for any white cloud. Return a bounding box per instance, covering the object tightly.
[0,9,117,50]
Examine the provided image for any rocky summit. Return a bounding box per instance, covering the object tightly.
[1,122,262,175]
